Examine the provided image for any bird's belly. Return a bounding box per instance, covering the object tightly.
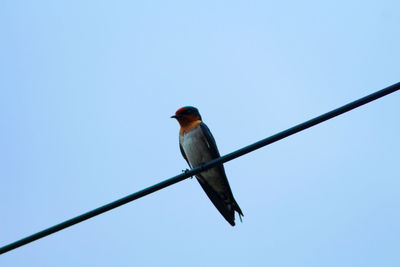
[180,129,222,188]
[181,130,213,168]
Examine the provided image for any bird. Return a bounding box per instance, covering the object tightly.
[171,106,243,226]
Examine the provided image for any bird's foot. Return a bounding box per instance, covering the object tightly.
[182,168,193,178]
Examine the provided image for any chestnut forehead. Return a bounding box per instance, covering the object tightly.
[175,107,188,114]
[175,106,198,115]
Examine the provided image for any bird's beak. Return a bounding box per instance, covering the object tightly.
[171,114,184,119]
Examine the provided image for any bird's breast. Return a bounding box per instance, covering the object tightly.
[180,127,213,168]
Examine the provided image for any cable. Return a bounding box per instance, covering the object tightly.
[1,81,399,255]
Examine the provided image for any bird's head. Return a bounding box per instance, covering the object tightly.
[171,106,202,126]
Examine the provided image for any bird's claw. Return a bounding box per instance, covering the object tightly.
[182,168,193,178]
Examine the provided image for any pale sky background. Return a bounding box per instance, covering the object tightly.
[1,1,400,266]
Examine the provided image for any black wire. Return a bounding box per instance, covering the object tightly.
[1,82,399,255]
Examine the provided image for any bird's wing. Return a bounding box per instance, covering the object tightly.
[196,175,236,226]
[198,122,244,225]
[199,122,220,158]
[199,122,231,186]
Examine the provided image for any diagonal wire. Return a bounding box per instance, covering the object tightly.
[1,81,399,255]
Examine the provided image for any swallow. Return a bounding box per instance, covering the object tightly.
[171,106,243,226]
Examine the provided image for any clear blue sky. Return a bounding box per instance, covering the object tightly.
[1,1,399,266]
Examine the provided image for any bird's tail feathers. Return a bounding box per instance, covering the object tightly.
[233,199,244,223]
